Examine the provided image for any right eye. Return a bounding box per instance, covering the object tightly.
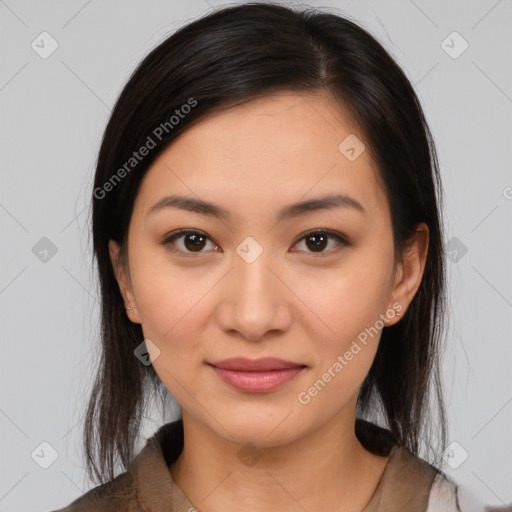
[161,229,220,257]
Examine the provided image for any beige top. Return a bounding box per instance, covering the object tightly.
[52,418,460,511]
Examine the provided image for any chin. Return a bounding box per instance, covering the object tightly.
[211,409,304,449]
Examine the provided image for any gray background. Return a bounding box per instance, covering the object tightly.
[0,0,511,510]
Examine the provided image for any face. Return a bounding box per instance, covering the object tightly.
[110,90,427,447]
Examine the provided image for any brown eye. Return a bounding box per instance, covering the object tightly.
[182,232,207,251]
[305,233,328,252]
[162,230,218,255]
[293,230,348,255]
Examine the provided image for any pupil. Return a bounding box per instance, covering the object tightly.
[185,233,206,251]
[307,233,327,252]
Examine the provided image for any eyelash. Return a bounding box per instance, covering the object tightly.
[161,229,348,258]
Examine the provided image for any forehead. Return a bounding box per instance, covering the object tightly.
[133,91,386,223]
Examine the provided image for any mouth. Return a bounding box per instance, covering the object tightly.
[207,357,307,393]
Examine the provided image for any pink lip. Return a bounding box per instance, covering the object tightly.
[207,357,306,393]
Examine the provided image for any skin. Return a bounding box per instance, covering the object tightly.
[109,90,429,511]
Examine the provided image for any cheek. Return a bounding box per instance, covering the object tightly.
[130,245,213,337]
[128,251,213,391]
[133,267,208,405]
[296,268,388,414]
[297,252,393,404]
[304,257,393,344]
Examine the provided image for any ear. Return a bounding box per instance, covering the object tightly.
[108,239,141,324]
[385,223,429,327]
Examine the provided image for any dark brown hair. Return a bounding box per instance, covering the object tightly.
[85,2,448,484]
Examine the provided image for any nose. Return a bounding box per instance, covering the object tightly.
[215,252,293,342]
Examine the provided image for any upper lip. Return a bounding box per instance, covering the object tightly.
[208,357,306,371]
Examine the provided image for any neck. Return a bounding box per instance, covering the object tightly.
[169,402,389,511]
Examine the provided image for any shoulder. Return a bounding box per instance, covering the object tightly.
[49,470,139,511]
[426,473,489,512]
[356,419,489,512]
[426,474,459,512]
[50,420,183,511]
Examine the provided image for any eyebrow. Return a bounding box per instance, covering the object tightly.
[146,193,366,221]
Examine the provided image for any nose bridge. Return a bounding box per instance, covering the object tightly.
[217,246,291,340]
[236,247,276,301]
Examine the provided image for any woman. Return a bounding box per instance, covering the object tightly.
[52,3,481,511]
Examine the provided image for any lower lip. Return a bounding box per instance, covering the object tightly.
[209,365,305,392]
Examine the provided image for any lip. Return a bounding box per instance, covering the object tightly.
[207,358,307,393]
[209,357,306,371]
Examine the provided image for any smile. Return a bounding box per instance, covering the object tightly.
[208,364,306,392]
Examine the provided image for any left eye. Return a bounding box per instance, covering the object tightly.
[161,229,347,256]
[292,230,348,255]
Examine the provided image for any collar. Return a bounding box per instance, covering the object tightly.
[129,418,437,511]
